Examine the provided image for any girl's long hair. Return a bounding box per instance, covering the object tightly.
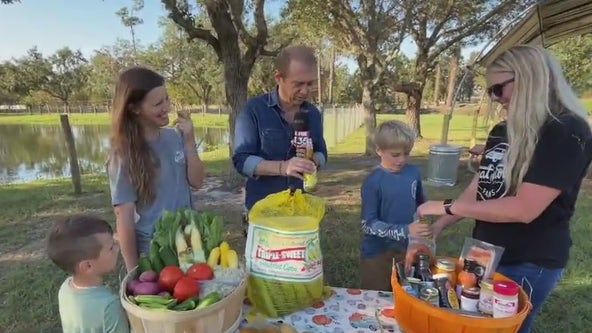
[109,67,164,204]
[487,45,589,194]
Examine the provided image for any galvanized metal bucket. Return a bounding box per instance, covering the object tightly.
[426,144,462,187]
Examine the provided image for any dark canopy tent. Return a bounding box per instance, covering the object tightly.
[431,0,592,186]
[440,0,592,144]
[479,0,592,65]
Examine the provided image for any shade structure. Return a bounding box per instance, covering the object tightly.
[479,0,592,65]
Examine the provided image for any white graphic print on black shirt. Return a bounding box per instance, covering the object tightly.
[474,115,592,269]
[477,142,509,200]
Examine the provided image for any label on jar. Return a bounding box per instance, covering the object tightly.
[479,291,493,314]
[461,295,479,312]
[403,284,418,297]
[493,296,518,318]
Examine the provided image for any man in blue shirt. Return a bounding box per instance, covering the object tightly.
[232,45,328,217]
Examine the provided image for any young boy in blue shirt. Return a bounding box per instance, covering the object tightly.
[47,214,130,333]
[360,120,432,291]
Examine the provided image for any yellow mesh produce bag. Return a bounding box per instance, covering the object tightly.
[245,188,330,318]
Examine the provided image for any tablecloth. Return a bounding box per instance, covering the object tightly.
[238,287,403,333]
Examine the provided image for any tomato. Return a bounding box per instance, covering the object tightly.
[173,277,200,301]
[186,263,214,281]
[157,265,184,292]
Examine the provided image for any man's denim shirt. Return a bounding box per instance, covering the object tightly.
[232,88,328,210]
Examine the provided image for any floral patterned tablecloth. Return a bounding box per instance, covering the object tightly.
[238,287,403,333]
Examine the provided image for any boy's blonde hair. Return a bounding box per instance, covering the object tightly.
[373,120,416,152]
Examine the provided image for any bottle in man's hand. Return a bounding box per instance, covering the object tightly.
[293,110,318,192]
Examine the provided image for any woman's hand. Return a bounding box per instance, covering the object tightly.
[173,115,195,145]
[417,200,447,217]
[430,218,447,240]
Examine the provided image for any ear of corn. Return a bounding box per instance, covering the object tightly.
[190,223,206,263]
[175,226,188,255]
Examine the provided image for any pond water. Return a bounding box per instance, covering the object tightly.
[0,124,228,184]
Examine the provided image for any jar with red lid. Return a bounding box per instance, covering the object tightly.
[493,280,520,318]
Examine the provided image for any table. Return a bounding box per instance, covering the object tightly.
[238,287,403,333]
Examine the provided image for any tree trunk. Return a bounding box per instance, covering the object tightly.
[60,114,82,195]
[361,81,377,156]
[433,65,441,106]
[470,91,487,147]
[445,46,461,107]
[317,51,322,104]
[328,47,335,105]
[222,57,251,179]
[405,90,423,138]
[130,26,138,63]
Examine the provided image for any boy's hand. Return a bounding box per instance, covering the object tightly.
[408,220,433,238]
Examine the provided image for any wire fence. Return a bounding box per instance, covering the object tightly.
[0,103,232,115]
[0,102,366,148]
[320,104,365,148]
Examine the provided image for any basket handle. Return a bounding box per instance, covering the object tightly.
[118,264,127,285]
[520,277,534,301]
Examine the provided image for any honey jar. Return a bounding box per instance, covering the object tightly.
[433,258,457,287]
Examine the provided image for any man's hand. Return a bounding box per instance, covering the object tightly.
[284,157,316,179]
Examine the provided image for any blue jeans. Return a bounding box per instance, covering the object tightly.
[497,262,564,333]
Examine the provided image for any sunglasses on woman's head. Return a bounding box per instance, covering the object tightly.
[487,78,514,98]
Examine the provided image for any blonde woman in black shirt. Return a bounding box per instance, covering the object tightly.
[418,45,592,333]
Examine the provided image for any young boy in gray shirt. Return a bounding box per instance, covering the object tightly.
[47,214,130,333]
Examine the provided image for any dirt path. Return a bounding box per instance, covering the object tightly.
[0,153,379,270]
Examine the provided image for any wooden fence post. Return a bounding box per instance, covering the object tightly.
[60,114,82,195]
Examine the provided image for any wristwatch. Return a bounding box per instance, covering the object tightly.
[443,199,454,215]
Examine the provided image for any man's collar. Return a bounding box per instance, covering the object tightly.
[267,86,313,111]
[267,87,281,107]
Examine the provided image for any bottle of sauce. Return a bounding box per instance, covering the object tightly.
[433,274,453,308]
[416,254,433,282]
[456,259,477,298]
[293,110,317,192]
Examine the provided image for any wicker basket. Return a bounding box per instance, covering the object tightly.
[120,267,247,333]
[390,257,532,333]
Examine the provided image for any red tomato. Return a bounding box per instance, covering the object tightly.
[186,263,214,281]
[173,277,200,301]
[157,266,184,292]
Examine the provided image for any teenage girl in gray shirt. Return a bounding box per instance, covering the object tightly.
[107,67,205,272]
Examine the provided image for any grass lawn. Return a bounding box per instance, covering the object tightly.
[582,97,592,113]
[0,113,590,332]
[0,112,228,128]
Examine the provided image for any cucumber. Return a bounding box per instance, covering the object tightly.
[138,253,153,273]
[149,241,164,273]
[159,245,179,266]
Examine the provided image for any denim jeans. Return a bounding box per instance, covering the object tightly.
[496,262,564,333]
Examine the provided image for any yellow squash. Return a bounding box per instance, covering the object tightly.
[227,249,239,269]
[219,241,230,267]
[207,247,221,268]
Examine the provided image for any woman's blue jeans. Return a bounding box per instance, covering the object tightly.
[496,262,564,333]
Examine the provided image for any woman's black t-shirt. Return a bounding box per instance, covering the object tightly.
[473,112,592,269]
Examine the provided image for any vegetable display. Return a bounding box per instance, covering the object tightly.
[124,208,244,312]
